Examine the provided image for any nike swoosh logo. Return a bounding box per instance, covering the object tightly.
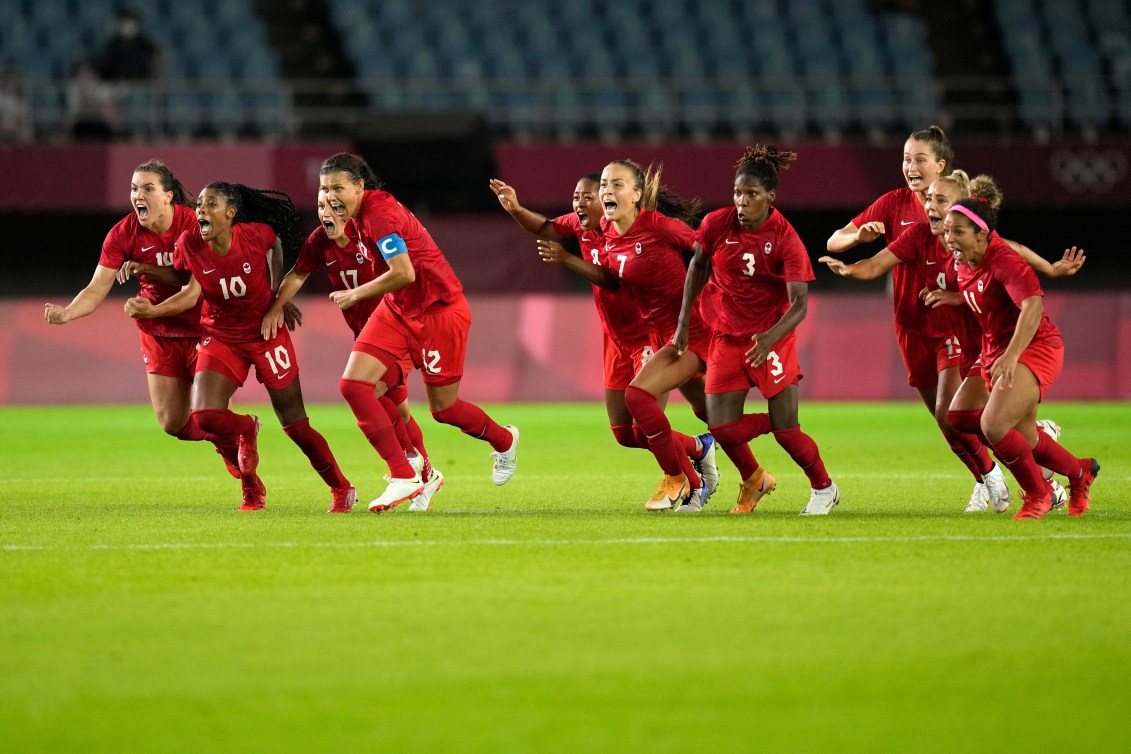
[900,220,915,225]
[325,259,338,266]
[203,268,216,275]
[277,371,290,379]
[926,260,936,265]
[142,245,155,252]
[773,375,786,384]
[724,239,739,245]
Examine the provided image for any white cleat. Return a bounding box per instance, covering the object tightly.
[1049,478,1068,511]
[491,425,520,485]
[964,481,990,512]
[675,487,705,513]
[800,481,840,515]
[368,475,423,513]
[409,467,444,511]
[982,463,1011,513]
[693,433,720,502]
[407,452,425,478]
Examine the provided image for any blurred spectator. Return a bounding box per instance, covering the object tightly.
[97,8,162,81]
[67,59,119,140]
[0,63,32,143]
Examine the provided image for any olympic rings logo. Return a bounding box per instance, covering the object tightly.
[1048,148,1129,194]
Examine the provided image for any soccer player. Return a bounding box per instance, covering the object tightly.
[819,170,1085,512]
[675,145,838,515]
[43,160,241,477]
[319,153,519,512]
[263,195,441,511]
[158,182,355,513]
[941,180,1098,519]
[560,159,721,511]
[488,174,716,477]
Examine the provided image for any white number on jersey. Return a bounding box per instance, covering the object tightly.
[962,290,983,314]
[767,350,783,377]
[616,254,628,277]
[219,276,247,300]
[155,251,174,267]
[339,269,359,289]
[422,349,442,375]
[589,249,600,265]
[742,252,757,276]
[936,272,947,290]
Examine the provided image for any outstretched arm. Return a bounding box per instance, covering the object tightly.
[826,220,886,253]
[818,248,901,280]
[125,277,201,319]
[489,179,559,238]
[262,267,311,339]
[536,239,618,289]
[44,265,117,324]
[1003,238,1086,278]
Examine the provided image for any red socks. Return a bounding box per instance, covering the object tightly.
[1032,432,1087,479]
[624,386,701,486]
[340,378,415,479]
[945,432,995,479]
[282,418,350,489]
[989,429,1045,495]
[773,425,831,489]
[430,399,512,452]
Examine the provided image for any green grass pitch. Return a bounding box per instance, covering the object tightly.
[2,401,1129,753]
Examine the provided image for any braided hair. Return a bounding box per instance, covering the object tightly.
[134,159,193,207]
[606,159,703,229]
[935,168,971,198]
[203,181,302,256]
[907,124,954,176]
[734,144,797,192]
[319,152,384,190]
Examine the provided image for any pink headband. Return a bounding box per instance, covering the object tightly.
[948,204,989,232]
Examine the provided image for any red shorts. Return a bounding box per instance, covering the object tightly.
[139,332,200,379]
[983,342,1063,397]
[354,296,469,387]
[706,330,803,399]
[897,329,947,389]
[648,313,711,369]
[603,332,652,391]
[196,329,299,391]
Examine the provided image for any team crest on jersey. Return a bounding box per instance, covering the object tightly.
[977,280,984,292]
[242,262,252,274]
[764,242,772,255]
[142,355,149,364]
[634,242,642,255]
[202,337,211,347]
[355,251,366,265]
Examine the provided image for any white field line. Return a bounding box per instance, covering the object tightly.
[4,532,1131,552]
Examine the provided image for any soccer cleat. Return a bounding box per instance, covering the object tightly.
[409,467,445,512]
[239,475,266,511]
[408,452,425,478]
[675,487,706,512]
[982,463,1011,513]
[645,474,690,511]
[368,475,423,513]
[1068,458,1100,517]
[1049,479,1068,511]
[964,481,989,512]
[692,433,721,501]
[216,446,240,479]
[237,415,261,477]
[801,481,840,516]
[491,425,520,486]
[730,469,777,513]
[1012,486,1053,519]
[1036,418,1061,480]
[328,486,357,514]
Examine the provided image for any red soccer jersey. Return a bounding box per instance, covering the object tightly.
[351,189,463,317]
[696,206,814,337]
[174,222,279,343]
[886,222,954,339]
[599,209,696,340]
[295,226,383,337]
[552,212,648,348]
[955,233,1062,366]
[853,187,929,334]
[98,204,202,338]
